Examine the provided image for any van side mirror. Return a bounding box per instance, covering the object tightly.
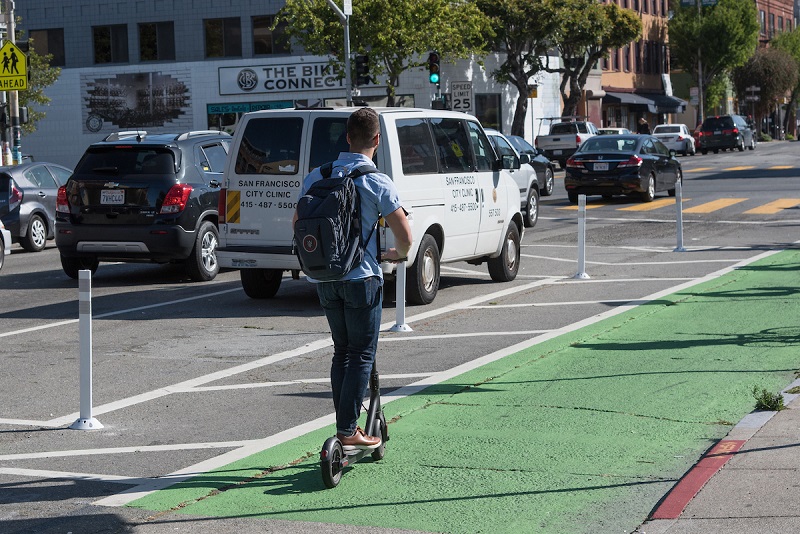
[502,154,520,170]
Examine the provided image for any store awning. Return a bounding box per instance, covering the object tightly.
[603,92,688,114]
[646,94,687,114]
[602,92,654,108]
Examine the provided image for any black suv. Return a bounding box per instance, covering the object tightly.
[56,130,231,281]
[697,114,756,154]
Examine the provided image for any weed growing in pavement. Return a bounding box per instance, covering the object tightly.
[752,386,786,411]
[786,386,800,394]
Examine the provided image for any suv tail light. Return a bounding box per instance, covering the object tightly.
[9,182,22,211]
[160,184,193,214]
[56,185,70,214]
[218,188,227,224]
[618,155,643,168]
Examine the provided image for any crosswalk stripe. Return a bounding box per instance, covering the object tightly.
[683,198,747,213]
[557,202,605,211]
[743,199,800,214]
[617,198,679,211]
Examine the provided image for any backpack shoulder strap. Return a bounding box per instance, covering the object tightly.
[319,162,333,179]
[346,164,378,179]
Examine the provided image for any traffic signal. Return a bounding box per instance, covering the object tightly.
[355,54,370,86]
[428,52,440,85]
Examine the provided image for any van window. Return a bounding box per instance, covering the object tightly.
[397,119,439,174]
[430,118,472,172]
[466,121,494,171]
[234,117,303,175]
[309,117,349,172]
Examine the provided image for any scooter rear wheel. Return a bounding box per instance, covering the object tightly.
[371,411,388,461]
[321,437,344,488]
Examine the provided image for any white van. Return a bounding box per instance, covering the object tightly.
[216,107,524,305]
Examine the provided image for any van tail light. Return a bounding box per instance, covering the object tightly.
[618,155,643,168]
[160,184,193,214]
[56,185,70,214]
[218,188,227,224]
[9,182,22,211]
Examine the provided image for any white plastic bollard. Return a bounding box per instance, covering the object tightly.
[573,194,590,279]
[389,262,412,332]
[70,270,103,430]
[674,179,686,252]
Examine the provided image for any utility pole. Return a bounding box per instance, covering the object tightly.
[4,0,20,164]
[325,0,353,106]
[696,0,704,125]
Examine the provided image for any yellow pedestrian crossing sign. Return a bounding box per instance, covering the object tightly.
[0,41,28,91]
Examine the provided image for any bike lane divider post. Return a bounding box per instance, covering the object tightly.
[674,178,686,252]
[70,270,104,430]
[390,262,412,332]
[573,194,590,279]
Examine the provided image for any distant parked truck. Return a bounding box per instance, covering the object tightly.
[534,116,599,169]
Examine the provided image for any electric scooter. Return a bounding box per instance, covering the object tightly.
[320,362,388,488]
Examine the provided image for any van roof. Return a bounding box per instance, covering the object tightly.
[246,107,477,120]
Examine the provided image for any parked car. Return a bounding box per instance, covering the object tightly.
[564,134,682,204]
[696,114,756,154]
[506,134,556,197]
[535,120,599,169]
[485,128,541,228]
[56,130,231,281]
[0,161,73,252]
[652,124,696,156]
[0,219,10,270]
[597,127,632,135]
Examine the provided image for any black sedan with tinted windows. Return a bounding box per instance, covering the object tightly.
[564,135,682,204]
[506,135,557,196]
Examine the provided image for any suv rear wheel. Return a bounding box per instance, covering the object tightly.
[185,221,219,282]
[61,255,99,279]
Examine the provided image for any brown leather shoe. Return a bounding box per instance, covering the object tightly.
[337,426,381,451]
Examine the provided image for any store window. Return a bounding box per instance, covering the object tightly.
[139,22,175,61]
[93,24,128,64]
[475,94,501,131]
[204,17,242,58]
[253,15,289,55]
[30,28,65,66]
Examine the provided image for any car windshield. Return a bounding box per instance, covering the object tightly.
[654,126,681,134]
[702,117,734,130]
[581,137,638,152]
[75,148,176,175]
[508,136,534,154]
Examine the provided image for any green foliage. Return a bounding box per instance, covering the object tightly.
[276,0,493,105]
[18,47,60,134]
[752,386,785,411]
[732,47,797,117]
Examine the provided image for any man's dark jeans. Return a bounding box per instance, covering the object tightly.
[316,276,383,436]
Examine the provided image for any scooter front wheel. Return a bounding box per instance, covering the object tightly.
[321,437,344,488]
[371,411,388,461]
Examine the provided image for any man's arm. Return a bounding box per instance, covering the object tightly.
[382,206,412,262]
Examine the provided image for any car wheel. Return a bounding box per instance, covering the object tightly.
[0,238,4,271]
[60,254,99,279]
[20,214,47,252]
[488,223,520,282]
[240,268,282,298]
[641,174,655,202]
[713,149,719,154]
[185,221,219,282]
[541,167,555,196]
[737,137,745,151]
[701,149,708,155]
[407,234,440,305]
[567,191,578,204]
[749,136,756,150]
[523,187,539,228]
[668,169,682,197]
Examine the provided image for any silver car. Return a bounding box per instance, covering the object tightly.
[652,124,696,156]
[0,219,10,270]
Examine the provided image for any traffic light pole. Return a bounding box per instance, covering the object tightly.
[325,0,353,106]
[4,0,20,164]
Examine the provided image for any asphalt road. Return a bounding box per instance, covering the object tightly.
[1,140,799,532]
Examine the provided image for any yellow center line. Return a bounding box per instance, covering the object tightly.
[744,199,800,215]
[682,198,746,213]
[685,167,713,173]
[722,166,756,172]
[769,165,793,170]
[618,197,683,211]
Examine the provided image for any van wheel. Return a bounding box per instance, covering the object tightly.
[241,268,282,299]
[524,188,539,228]
[21,214,47,252]
[407,234,440,305]
[488,223,520,282]
[186,221,219,282]
[61,255,99,279]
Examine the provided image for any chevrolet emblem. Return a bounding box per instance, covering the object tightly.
[104,182,119,187]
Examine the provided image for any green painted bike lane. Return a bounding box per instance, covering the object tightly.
[130,250,800,533]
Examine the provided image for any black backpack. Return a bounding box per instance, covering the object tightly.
[294,162,379,281]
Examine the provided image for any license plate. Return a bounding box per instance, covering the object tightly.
[594,162,609,171]
[714,130,721,135]
[101,189,124,205]
[553,149,562,155]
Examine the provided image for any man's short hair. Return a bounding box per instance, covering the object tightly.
[347,108,380,147]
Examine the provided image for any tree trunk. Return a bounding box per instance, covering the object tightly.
[511,80,529,137]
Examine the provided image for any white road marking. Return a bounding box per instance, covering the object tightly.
[172,373,433,393]
[0,441,250,461]
[0,467,152,485]
[521,253,744,265]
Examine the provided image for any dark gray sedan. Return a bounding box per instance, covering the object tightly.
[564,135,682,204]
[0,161,73,251]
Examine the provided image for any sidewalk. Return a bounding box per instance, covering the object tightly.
[119,249,800,533]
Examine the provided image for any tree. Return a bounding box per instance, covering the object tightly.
[544,0,641,118]
[771,28,800,136]
[477,0,559,136]
[275,0,492,107]
[669,0,759,116]
[18,45,61,134]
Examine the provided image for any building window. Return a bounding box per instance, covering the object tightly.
[779,17,784,33]
[204,17,242,58]
[139,22,175,61]
[602,55,609,71]
[611,48,620,71]
[760,10,766,35]
[623,45,631,72]
[635,41,642,73]
[475,94,501,131]
[29,28,65,66]
[93,24,128,64]
[788,19,792,32]
[252,15,289,55]
[769,13,775,37]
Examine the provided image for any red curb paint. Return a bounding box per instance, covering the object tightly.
[650,439,746,520]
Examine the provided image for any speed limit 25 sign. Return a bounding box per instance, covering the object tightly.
[451,81,473,114]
